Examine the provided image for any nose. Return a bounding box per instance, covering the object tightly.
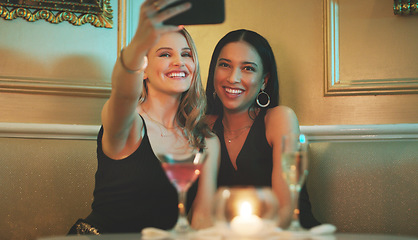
[172,54,185,67]
[227,68,241,83]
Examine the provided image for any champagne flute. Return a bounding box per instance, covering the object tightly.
[158,149,207,235]
[281,133,309,231]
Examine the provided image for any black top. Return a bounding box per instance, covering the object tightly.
[212,109,321,228]
[213,109,273,187]
[85,119,178,233]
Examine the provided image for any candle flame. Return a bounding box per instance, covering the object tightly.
[239,201,253,217]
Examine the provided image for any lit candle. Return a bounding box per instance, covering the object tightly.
[230,201,263,236]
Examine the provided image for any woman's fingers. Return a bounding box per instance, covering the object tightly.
[156,1,192,24]
[132,0,189,50]
[145,0,191,24]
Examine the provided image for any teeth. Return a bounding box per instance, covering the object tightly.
[225,88,243,94]
[168,72,186,78]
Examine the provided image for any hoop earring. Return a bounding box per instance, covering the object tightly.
[256,90,270,108]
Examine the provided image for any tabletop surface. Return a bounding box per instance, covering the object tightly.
[38,233,418,240]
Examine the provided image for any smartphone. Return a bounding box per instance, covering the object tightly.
[161,0,225,25]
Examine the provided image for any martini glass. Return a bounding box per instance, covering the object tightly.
[158,149,207,235]
[281,133,309,231]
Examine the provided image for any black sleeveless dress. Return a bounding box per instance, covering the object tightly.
[70,118,178,233]
[212,109,321,228]
[213,109,273,187]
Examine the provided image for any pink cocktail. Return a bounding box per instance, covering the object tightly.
[161,163,203,192]
[158,150,207,234]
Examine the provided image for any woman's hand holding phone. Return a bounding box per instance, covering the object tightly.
[132,0,191,52]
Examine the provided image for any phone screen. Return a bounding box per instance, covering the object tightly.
[161,0,225,25]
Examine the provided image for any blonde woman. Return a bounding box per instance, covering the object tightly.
[69,0,219,234]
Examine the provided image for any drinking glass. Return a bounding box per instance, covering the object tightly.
[281,133,309,231]
[158,149,207,235]
[213,186,279,238]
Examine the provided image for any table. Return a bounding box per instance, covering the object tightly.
[38,233,418,240]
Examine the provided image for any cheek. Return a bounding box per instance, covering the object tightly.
[251,79,262,89]
[243,76,263,93]
[213,71,224,88]
[246,72,264,85]
[245,73,261,84]
[147,61,164,75]
[186,59,196,71]
[214,68,227,82]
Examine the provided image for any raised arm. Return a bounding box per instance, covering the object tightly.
[101,0,191,159]
[265,105,300,229]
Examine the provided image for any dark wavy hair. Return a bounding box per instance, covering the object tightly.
[205,29,279,116]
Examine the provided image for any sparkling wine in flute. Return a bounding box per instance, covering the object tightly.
[281,151,308,192]
[281,134,308,231]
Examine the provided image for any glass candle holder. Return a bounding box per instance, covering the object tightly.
[213,186,279,238]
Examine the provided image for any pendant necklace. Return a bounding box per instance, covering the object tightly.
[225,130,249,143]
[143,109,178,137]
[223,121,252,143]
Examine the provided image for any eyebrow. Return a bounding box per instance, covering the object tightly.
[218,58,258,67]
[156,47,191,52]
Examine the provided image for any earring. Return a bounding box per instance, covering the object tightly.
[213,91,217,100]
[256,90,270,108]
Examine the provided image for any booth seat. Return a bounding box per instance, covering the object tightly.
[306,140,418,237]
[0,137,97,240]
[1,125,417,239]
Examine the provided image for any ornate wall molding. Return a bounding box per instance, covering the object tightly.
[324,0,418,96]
[0,0,113,28]
[394,0,418,15]
[117,0,139,54]
[0,76,111,98]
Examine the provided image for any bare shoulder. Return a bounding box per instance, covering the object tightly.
[265,106,297,124]
[205,132,220,149]
[265,106,299,143]
[204,133,220,166]
[205,114,218,130]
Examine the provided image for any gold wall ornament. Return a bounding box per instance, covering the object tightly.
[0,0,113,28]
[394,0,418,15]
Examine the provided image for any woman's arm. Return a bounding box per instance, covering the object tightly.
[265,105,300,229]
[190,134,221,229]
[100,45,147,160]
[101,0,191,160]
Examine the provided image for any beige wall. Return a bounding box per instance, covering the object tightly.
[0,0,118,125]
[187,0,418,125]
[0,0,417,126]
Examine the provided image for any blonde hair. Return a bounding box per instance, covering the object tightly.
[139,28,210,149]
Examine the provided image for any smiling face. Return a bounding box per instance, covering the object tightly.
[214,41,267,113]
[144,32,195,97]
